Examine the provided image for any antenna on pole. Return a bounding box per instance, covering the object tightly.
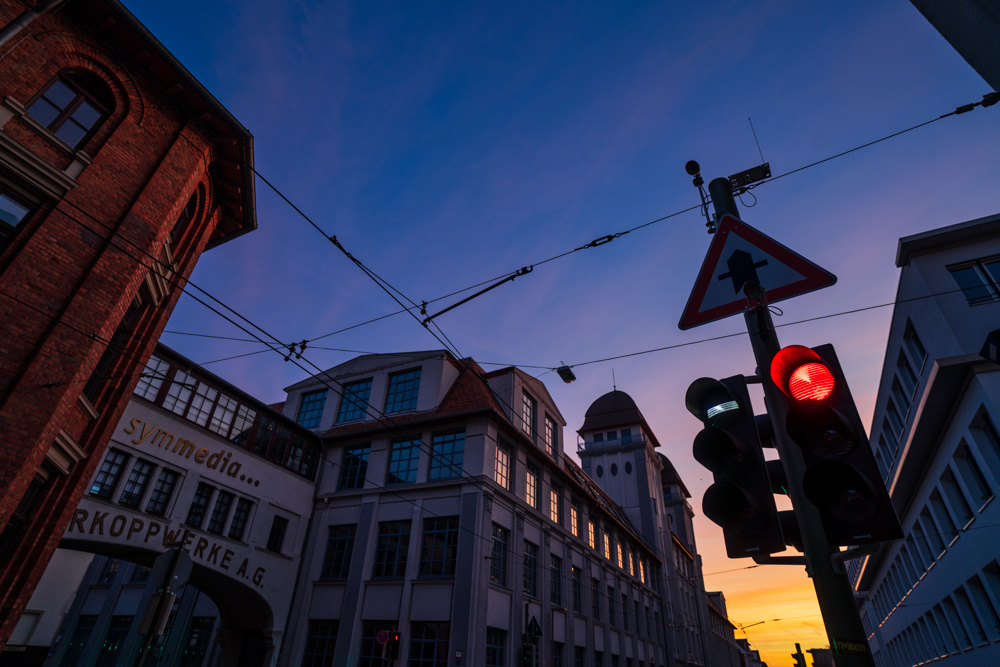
[612,368,617,391]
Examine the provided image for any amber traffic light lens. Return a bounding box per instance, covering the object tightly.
[788,362,835,401]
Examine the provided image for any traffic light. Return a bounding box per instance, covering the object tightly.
[520,640,537,667]
[686,375,785,558]
[387,630,400,660]
[771,344,902,545]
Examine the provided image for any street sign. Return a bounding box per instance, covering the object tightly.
[679,214,836,330]
[377,630,390,644]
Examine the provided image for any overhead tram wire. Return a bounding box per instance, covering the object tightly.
[26,201,616,581]
[243,93,997,342]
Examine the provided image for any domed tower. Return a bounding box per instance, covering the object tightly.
[577,390,667,547]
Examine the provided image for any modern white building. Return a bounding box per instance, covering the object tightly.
[849,212,1000,665]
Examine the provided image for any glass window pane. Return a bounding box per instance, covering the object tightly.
[54,120,87,148]
[27,97,63,127]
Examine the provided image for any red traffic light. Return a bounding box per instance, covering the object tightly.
[771,345,835,401]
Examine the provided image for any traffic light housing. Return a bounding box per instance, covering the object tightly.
[686,375,785,558]
[771,344,902,545]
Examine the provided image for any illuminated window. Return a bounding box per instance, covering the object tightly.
[617,542,624,569]
[549,485,561,524]
[494,438,512,490]
[604,531,611,560]
[570,502,579,537]
[521,392,537,437]
[588,521,595,549]
[526,463,539,509]
[544,415,557,455]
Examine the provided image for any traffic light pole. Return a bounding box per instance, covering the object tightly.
[709,179,875,666]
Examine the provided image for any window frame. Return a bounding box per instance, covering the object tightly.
[419,516,459,577]
[26,71,114,149]
[90,449,129,500]
[385,368,421,413]
[296,389,327,429]
[338,444,370,490]
[428,430,464,481]
[372,520,411,579]
[319,524,356,580]
[336,378,372,423]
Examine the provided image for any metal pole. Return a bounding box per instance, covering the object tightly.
[744,305,874,666]
[708,188,874,666]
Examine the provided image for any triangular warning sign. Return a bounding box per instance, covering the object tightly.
[678,215,836,330]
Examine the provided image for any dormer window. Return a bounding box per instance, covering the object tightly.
[385,368,420,413]
[521,392,536,438]
[27,70,113,149]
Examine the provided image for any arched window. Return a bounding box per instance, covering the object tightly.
[170,192,198,247]
[27,70,114,149]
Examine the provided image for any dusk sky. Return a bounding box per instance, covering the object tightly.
[127,1,1000,664]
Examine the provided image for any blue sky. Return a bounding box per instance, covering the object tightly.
[129,1,999,662]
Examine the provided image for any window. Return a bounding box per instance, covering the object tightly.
[419,516,459,577]
[621,428,632,444]
[82,297,144,404]
[297,390,327,428]
[521,391,537,437]
[336,379,372,422]
[891,378,910,418]
[553,642,564,667]
[628,549,635,577]
[91,450,128,499]
[575,647,585,667]
[949,256,1000,304]
[338,445,370,490]
[163,371,195,415]
[972,411,1000,482]
[208,394,239,437]
[27,71,113,148]
[385,368,421,413]
[490,524,509,586]
[179,617,213,666]
[267,516,289,553]
[486,627,506,667]
[98,557,120,584]
[526,462,539,509]
[429,430,464,480]
[570,502,579,537]
[134,355,171,401]
[409,621,449,667]
[118,459,154,508]
[640,559,646,584]
[588,520,596,549]
[523,541,538,597]
[572,566,582,613]
[0,187,33,250]
[928,490,958,544]
[228,498,254,541]
[551,555,563,605]
[130,565,150,584]
[143,468,178,516]
[302,620,338,667]
[903,321,927,369]
[95,615,131,667]
[940,469,974,527]
[622,594,630,631]
[545,415,557,455]
[617,542,624,569]
[550,485,562,524]
[185,382,219,427]
[897,351,917,397]
[593,579,601,620]
[885,400,904,441]
[494,437,512,490]
[206,490,234,534]
[372,520,410,578]
[954,442,993,508]
[360,621,394,667]
[604,531,611,560]
[608,586,617,626]
[387,438,420,485]
[186,483,213,528]
[320,525,356,580]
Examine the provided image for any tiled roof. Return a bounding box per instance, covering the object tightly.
[321,359,503,439]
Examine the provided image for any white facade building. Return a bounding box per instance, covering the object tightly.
[849,212,1000,665]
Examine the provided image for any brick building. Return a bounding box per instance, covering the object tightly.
[0,0,255,645]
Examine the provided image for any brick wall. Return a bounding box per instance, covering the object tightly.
[0,0,252,644]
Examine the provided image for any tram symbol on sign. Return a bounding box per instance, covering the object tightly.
[678,214,837,330]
